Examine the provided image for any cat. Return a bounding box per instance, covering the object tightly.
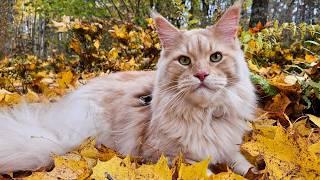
[0,1,256,175]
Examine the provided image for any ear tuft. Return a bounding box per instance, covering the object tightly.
[209,1,242,42]
[150,11,180,49]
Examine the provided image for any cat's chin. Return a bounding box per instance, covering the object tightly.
[186,86,223,108]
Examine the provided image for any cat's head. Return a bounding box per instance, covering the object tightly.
[153,1,251,108]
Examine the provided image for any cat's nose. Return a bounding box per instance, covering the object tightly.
[194,71,209,81]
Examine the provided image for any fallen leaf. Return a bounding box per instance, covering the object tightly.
[91,156,135,179]
[136,155,172,180]
[57,70,74,89]
[241,121,320,179]
[26,154,90,180]
[209,170,245,180]
[178,159,210,180]
[308,114,320,127]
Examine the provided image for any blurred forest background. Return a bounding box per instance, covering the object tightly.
[0,0,319,59]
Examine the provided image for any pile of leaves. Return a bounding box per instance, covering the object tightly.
[0,20,320,179]
[1,119,319,179]
[4,138,243,179]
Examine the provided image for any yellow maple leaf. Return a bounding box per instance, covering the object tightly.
[248,40,256,49]
[57,70,74,89]
[3,93,21,105]
[91,155,172,179]
[113,25,128,39]
[241,121,320,179]
[136,155,172,180]
[78,138,117,161]
[91,156,135,179]
[26,154,90,180]
[178,159,210,180]
[108,48,119,60]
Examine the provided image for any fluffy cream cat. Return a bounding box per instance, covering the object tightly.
[0,1,256,175]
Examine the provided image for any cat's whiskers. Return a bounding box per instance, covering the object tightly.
[157,85,180,95]
[159,88,187,113]
[168,90,188,112]
[157,80,180,88]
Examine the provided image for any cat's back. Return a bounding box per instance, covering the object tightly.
[74,71,155,154]
[76,70,155,100]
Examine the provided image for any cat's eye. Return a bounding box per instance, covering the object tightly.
[210,52,223,62]
[178,56,191,65]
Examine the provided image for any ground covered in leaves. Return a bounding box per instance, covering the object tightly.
[0,19,320,179]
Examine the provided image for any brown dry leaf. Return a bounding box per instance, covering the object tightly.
[269,74,300,93]
[264,93,291,113]
[241,121,320,179]
[70,38,81,54]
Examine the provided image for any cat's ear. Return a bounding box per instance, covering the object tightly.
[151,11,180,49]
[209,1,242,42]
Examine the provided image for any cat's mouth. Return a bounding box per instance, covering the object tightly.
[194,82,214,92]
[197,83,209,89]
[193,82,223,93]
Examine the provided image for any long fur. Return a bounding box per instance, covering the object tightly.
[0,2,256,175]
[0,71,154,173]
[0,86,105,172]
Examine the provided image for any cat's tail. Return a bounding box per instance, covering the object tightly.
[0,89,107,173]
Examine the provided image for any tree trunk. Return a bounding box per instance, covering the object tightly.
[283,0,296,22]
[249,0,269,28]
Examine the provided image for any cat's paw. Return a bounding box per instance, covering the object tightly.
[232,158,253,175]
[206,169,213,176]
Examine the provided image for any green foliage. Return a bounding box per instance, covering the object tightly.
[24,0,107,18]
[250,73,278,96]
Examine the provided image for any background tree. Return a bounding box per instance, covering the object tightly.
[249,0,269,27]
